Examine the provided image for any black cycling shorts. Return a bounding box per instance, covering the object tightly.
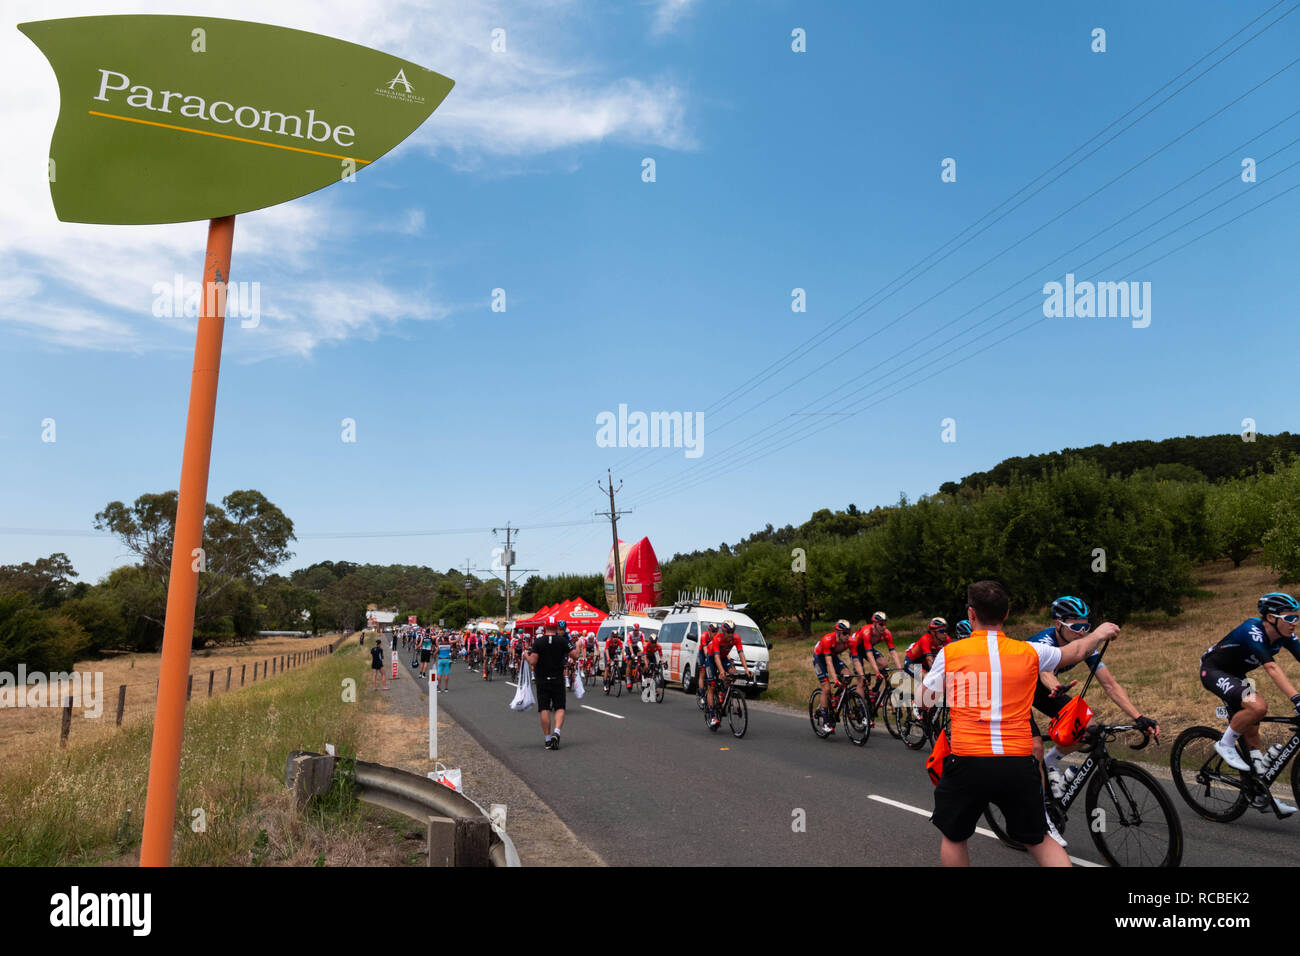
[1201,667,1253,717]
[931,754,1048,845]
[420,649,431,662]
[536,677,566,713]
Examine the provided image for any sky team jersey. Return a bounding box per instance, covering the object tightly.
[1028,626,1107,675]
[1202,617,1300,677]
[814,632,849,657]
[924,631,1062,757]
[851,625,894,654]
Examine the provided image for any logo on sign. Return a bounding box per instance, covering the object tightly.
[376,69,425,105]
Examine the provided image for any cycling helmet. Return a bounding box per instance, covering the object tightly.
[707,622,719,632]
[835,619,851,633]
[632,622,641,631]
[556,620,567,631]
[872,611,888,623]
[1258,592,1300,618]
[723,620,737,633]
[955,619,972,639]
[928,617,948,630]
[1050,595,1090,620]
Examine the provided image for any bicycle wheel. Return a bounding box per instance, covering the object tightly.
[982,804,1027,853]
[727,688,748,738]
[1086,760,1183,867]
[808,689,832,739]
[613,672,622,697]
[1170,725,1249,822]
[654,670,665,703]
[900,705,928,751]
[844,691,870,747]
[883,689,904,740]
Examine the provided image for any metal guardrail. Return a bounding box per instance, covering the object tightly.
[287,750,520,867]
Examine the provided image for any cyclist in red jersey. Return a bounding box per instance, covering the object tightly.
[641,630,662,681]
[813,620,853,733]
[603,631,624,683]
[904,617,951,713]
[849,611,904,701]
[625,622,644,690]
[706,620,753,728]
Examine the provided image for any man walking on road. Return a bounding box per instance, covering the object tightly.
[922,580,1114,867]
[526,617,580,750]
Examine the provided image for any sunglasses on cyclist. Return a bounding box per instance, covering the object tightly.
[1062,621,1090,633]
[1277,614,1300,625]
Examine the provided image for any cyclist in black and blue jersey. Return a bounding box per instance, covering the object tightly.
[1201,592,1300,812]
[1028,596,1149,845]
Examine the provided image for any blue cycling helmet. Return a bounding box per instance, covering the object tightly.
[955,619,972,639]
[1258,592,1300,617]
[1051,595,1090,620]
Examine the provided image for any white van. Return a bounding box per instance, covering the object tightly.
[592,612,662,675]
[650,600,770,696]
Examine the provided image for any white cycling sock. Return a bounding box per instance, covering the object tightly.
[1219,727,1240,748]
[1043,747,1063,770]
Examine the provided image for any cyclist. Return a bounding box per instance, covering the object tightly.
[812,620,853,734]
[1027,596,1137,844]
[642,628,662,685]
[851,611,904,701]
[1201,592,1300,814]
[603,628,624,686]
[697,622,719,696]
[706,620,753,728]
[625,623,644,691]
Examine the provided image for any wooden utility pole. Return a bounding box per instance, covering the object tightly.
[596,470,632,614]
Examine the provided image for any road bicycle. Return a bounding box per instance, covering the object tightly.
[643,658,666,703]
[807,680,870,746]
[1170,710,1300,823]
[984,722,1183,867]
[705,673,748,738]
[862,668,899,738]
[603,657,624,697]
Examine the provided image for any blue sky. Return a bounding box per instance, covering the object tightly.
[2,0,1298,587]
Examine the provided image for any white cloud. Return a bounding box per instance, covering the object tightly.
[1,0,694,356]
[649,0,699,36]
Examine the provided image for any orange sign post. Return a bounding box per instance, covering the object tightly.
[140,216,235,866]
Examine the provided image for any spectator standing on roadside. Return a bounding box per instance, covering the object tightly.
[370,637,388,691]
[526,617,580,750]
[923,580,1113,866]
[437,632,453,693]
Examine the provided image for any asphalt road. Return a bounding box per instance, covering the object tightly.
[413,659,1298,867]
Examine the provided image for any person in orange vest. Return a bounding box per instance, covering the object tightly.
[922,580,1114,867]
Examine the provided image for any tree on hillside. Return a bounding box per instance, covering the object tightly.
[94,489,294,647]
[0,553,79,608]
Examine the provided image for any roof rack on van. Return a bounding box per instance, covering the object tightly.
[667,588,749,613]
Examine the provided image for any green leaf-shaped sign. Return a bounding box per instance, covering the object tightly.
[19,15,454,224]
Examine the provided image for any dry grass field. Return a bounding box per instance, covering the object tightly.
[0,632,349,764]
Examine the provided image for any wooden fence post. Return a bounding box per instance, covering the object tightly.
[116,684,126,727]
[453,817,491,867]
[241,663,246,686]
[60,696,73,748]
[186,674,193,701]
[226,666,232,691]
[208,670,214,698]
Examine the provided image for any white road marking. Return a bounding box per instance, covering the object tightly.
[581,705,625,719]
[866,794,1100,866]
